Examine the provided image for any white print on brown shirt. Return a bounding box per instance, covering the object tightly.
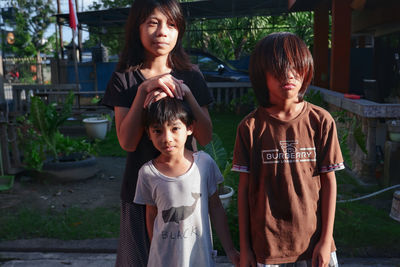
[262,140,316,164]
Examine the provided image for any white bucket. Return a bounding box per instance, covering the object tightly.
[389,190,400,222]
[82,117,108,140]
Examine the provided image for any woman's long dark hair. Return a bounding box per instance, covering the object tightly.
[117,0,192,72]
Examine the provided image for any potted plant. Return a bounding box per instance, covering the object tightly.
[17,91,98,183]
[203,133,234,209]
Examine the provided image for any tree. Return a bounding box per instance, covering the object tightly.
[86,0,316,62]
[5,0,55,83]
[89,0,131,9]
[186,13,314,62]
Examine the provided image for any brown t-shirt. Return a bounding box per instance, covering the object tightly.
[232,102,344,264]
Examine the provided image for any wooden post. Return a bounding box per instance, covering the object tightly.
[56,0,64,60]
[0,54,5,104]
[9,125,20,167]
[0,120,11,174]
[330,0,352,93]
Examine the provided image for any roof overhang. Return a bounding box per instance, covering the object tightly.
[55,0,293,31]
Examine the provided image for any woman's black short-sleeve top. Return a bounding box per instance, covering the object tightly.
[102,69,213,202]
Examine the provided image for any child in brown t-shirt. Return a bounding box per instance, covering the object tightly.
[233,32,344,266]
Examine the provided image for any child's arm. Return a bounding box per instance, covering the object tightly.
[238,172,257,267]
[146,204,158,242]
[209,192,240,266]
[312,171,337,267]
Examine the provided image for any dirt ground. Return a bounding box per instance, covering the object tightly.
[0,157,125,213]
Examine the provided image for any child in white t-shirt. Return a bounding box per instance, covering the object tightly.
[134,97,239,267]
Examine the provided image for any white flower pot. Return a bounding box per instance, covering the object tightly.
[219,185,234,210]
[83,117,108,140]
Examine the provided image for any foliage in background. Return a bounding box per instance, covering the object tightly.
[17,92,96,171]
[89,0,131,9]
[7,0,55,56]
[304,90,367,168]
[229,89,256,113]
[86,0,316,61]
[4,0,56,84]
[330,110,368,168]
[186,12,314,62]
[202,133,233,193]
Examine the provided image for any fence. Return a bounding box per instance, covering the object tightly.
[3,57,51,85]
[3,57,52,101]
[7,81,253,115]
[207,82,253,110]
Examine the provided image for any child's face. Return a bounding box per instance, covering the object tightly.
[266,69,304,104]
[139,7,179,60]
[148,119,193,156]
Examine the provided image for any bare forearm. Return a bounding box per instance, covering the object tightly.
[209,195,236,254]
[238,172,256,266]
[319,172,337,243]
[146,205,157,242]
[115,91,147,151]
[238,173,251,250]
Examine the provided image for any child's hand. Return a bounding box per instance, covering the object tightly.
[240,247,256,267]
[312,240,331,267]
[227,248,240,267]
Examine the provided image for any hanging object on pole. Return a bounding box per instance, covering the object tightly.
[68,0,80,92]
[68,0,78,31]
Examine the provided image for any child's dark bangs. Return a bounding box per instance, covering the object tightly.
[269,35,309,81]
[288,37,311,79]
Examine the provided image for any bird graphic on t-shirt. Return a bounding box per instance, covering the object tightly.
[162,192,201,224]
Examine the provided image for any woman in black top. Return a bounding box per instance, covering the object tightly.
[102,0,213,266]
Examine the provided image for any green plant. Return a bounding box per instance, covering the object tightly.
[203,133,232,194]
[229,89,256,114]
[90,96,113,123]
[304,89,327,109]
[304,90,367,168]
[331,110,367,168]
[17,92,96,171]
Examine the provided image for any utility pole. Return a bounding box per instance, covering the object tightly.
[0,8,5,104]
[56,0,64,59]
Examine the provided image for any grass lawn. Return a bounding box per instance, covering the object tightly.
[1,207,120,240]
[1,110,399,257]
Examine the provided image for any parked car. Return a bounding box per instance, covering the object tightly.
[186,48,250,82]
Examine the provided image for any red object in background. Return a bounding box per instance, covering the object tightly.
[11,71,19,78]
[344,94,362,99]
[68,0,78,31]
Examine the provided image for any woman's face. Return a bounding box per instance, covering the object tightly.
[139,8,179,60]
